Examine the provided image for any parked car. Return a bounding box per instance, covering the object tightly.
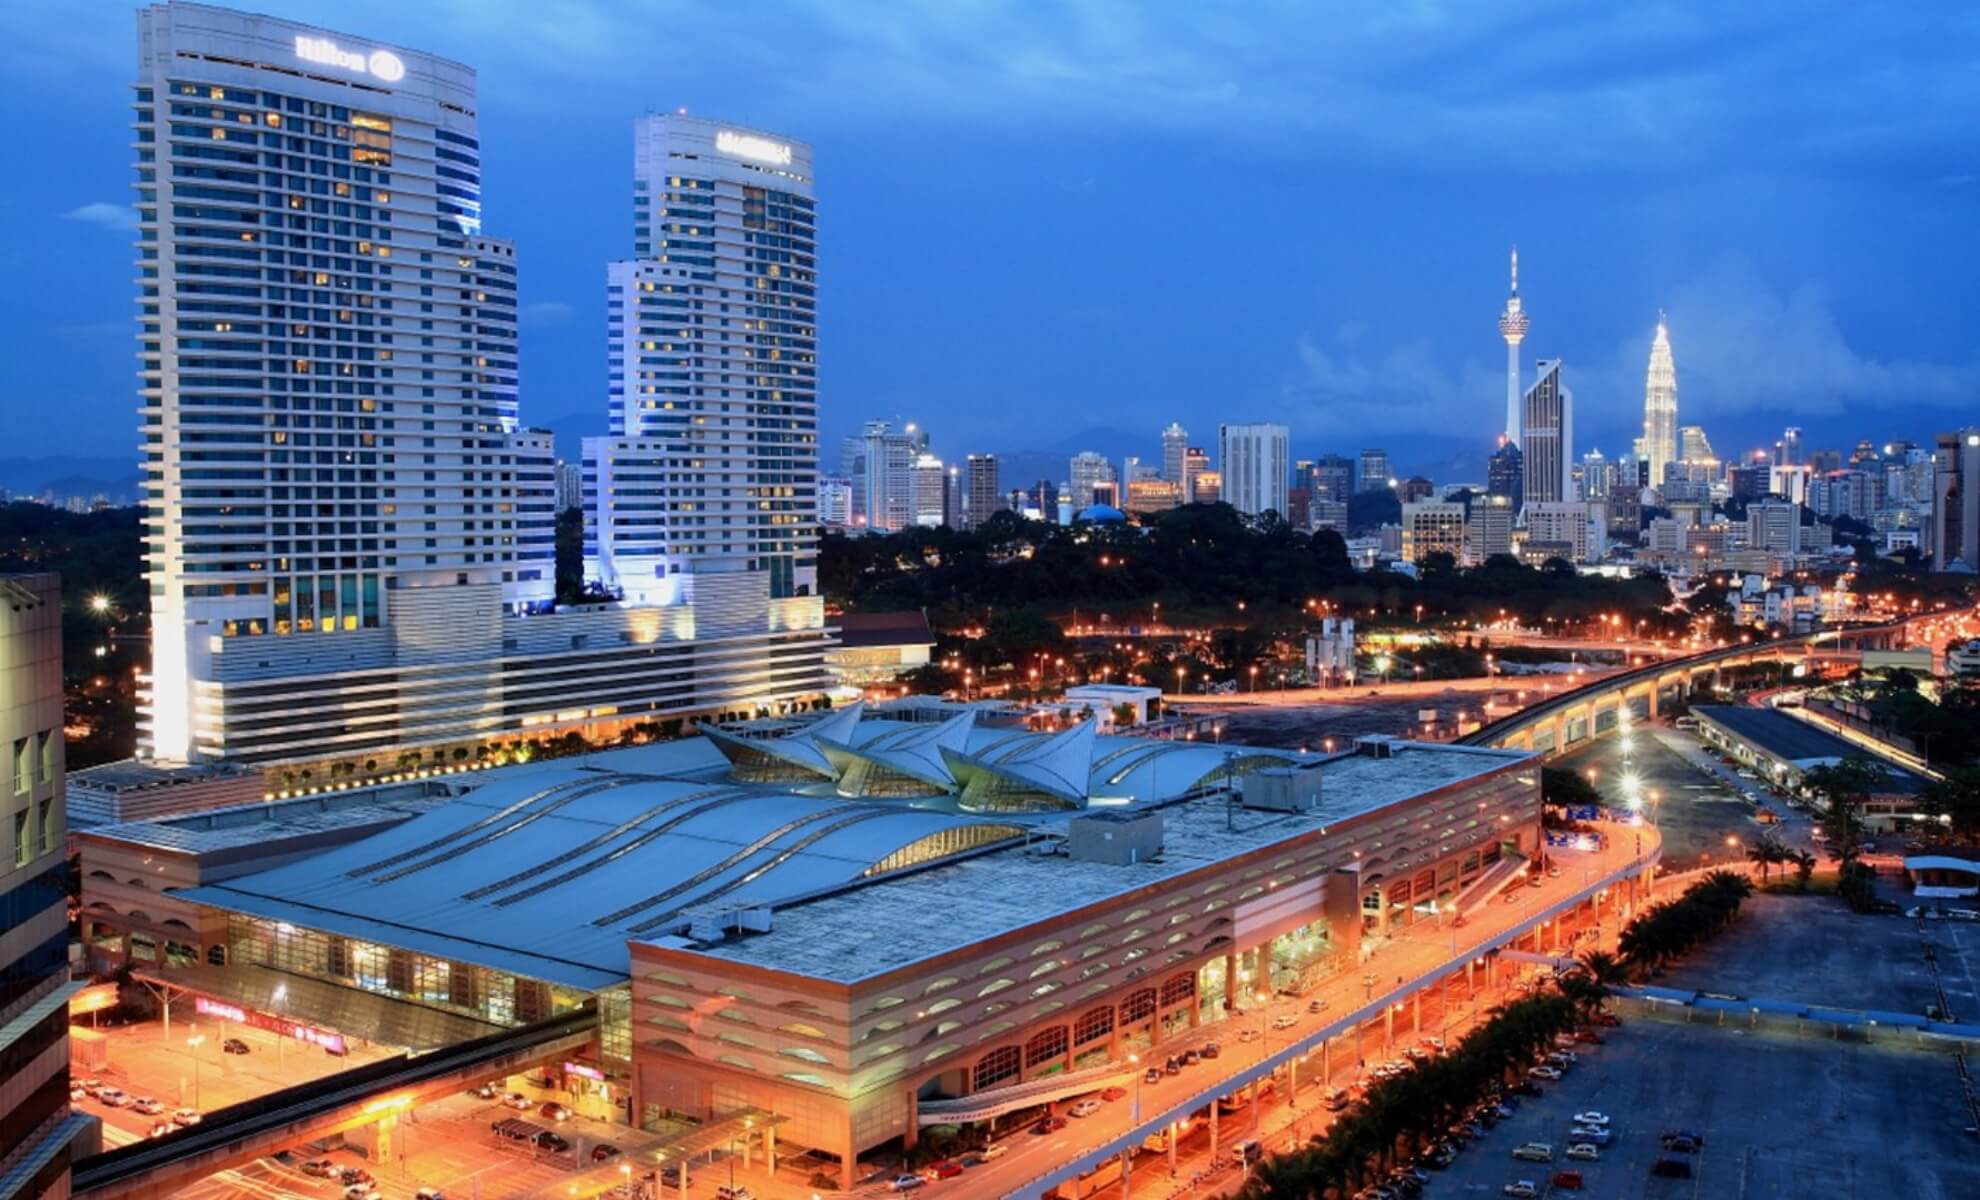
[1100,1087,1127,1101]
[888,1176,925,1192]
[1236,1028,1260,1043]
[132,1097,164,1115]
[148,1123,176,1139]
[1143,1067,1163,1084]
[538,1101,573,1122]
[1659,1128,1706,1147]
[981,1144,1008,1160]
[1271,1014,1298,1030]
[79,1079,103,1096]
[300,1160,338,1178]
[1527,1066,1562,1081]
[1069,1099,1103,1118]
[502,1092,532,1110]
[1571,1111,1609,1127]
[1163,1056,1181,1075]
[1325,1088,1352,1112]
[1030,1116,1067,1135]
[69,1082,86,1101]
[925,1161,964,1180]
[340,1168,373,1187]
[1564,1143,1600,1162]
[958,1152,988,1168]
[1568,1126,1610,1146]
[1200,1041,1221,1059]
[343,1187,377,1200]
[171,1109,201,1127]
[1573,1030,1604,1044]
[222,1038,251,1055]
[466,1083,497,1100]
[1511,1143,1554,1163]
[1502,1182,1538,1199]
[1183,1049,1202,1064]
[1550,1169,1584,1189]
[1660,1133,1700,1153]
[1546,1050,1578,1066]
[97,1088,130,1108]
[416,1190,447,1200]
[591,1144,621,1163]
[1229,1140,1263,1166]
[1308,998,1327,1014]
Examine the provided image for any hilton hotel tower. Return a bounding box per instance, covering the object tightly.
[136,4,829,773]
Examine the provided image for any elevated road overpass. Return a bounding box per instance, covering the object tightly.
[72,1005,596,1200]
[1458,618,1921,758]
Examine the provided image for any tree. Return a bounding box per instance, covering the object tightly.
[1803,755,1891,871]
[1921,766,1980,843]
[1542,766,1603,811]
[1745,833,1791,884]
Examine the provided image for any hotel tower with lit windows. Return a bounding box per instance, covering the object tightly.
[135,3,829,777]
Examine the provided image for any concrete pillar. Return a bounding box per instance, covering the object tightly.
[680,1158,689,1200]
[1223,951,1238,1011]
[1209,1097,1219,1160]
[1168,1124,1178,1175]
[1288,1055,1298,1107]
[766,1125,776,1174]
[1383,1004,1394,1049]
[1121,1150,1132,1200]
[1248,1078,1260,1130]
[1411,992,1421,1034]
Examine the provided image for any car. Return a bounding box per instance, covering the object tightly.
[958,1152,989,1168]
[1324,1088,1352,1112]
[466,1082,498,1100]
[1143,1067,1162,1084]
[1030,1116,1067,1135]
[1182,1049,1202,1065]
[340,1168,373,1187]
[1424,1147,1457,1170]
[1236,1028,1261,1043]
[532,1131,570,1154]
[1546,1050,1578,1065]
[1593,1012,1621,1027]
[300,1160,339,1178]
[343,1187,377,1200]
[1568,1126,1610,1146]
[416,1190,447,1200]
[1527,1066,1562,1081]
[1419,1036,1444,1053]
[926,1161,964,1180]
[1201,1041,1221,1059]
[1573,1030,1605,1044]
[1308,998,1327,1014]
[1564,1143,1599,1162]
[1443,1124,1471,1147]
[981,1144,1009,1160]
[1571,1111,1609,1127]
[1511,1142,1554,1163]
[1502,1183,1538,1198]
[1659,1128,1706,1147]
[69,1082,86,1101]
[1163,1056,1181,1074]
[592,1144,622,1163]
[1660,1133,1700,1153]
[147,1122,176,1139]
[1271,1014,1298,1030]
[1550,1169,1585,1189]
[222,1037,251,1055]
[1069,1099,1103,1118]
[79,1078,103,1096]
[1651,1158,1694,1179]
[888,1176,926,1192]
[97,1087,129,1107]
[539,1101,573,1122]
[1100,1086,1127,1101]
[172,1108,201,1127]
[132,1097,164,1115]
[1511,1080,1542,1097]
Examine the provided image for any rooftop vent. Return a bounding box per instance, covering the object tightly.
[681,903,773,943]
[1067,811,1163,866]
[1355,735,1398,758]
[1242,766,1322,813]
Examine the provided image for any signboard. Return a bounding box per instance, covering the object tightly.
[715,130,792,166]
[69,983,120,1017]
[294,35,406,84]
[563,1060,605,1082]
[196,995,348,1054]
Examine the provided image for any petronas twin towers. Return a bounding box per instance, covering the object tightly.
[1495,247,1678,491]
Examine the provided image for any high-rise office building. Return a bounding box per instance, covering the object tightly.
[1190,472,1220,505]
[963,454,1003,530]
[842,421,917,531]
[1068,451,1114,510]
[1401,501,1466,564]
[137,4,562,763]
[1579,449,1615,505]
[1181,447,1211,503]
[910,454,947,527]
[1160,423,1188,484]
[1497,247,1530,442]
[1466,494,1515,563]
[1678,426,1716,468]
[1637,316,1678,487]
[1487,441,1524,512]
[1931,429,1980,572]
[1219,423,1290,519]
[1520,359,1573,506]
[1746,500,1803,557]
[1778,426,1803,467]
[817,474,853,528]
[1524,501,1595,563]
[555,459,585,512]
[1312,454,1355,503]
[1357,449,1392,492]
[1,574,85,1200]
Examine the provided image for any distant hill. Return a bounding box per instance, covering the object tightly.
[0,457,139,503]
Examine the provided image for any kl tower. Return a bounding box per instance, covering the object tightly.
[1498,247,1530,442]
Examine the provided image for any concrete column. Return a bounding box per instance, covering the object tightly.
[1411,992,1421,1034]
[1168,1124,1178,1175]
[1121,1150,1132,1200]
[1288,1055,1299,1107]
[766,1125,776,1174]
[680,1158,690,1200]
[1383,1004,1394,1049]
[1248,1079,1260,1130]
[1209,1097,1219,1160]
[1224,951,1238,1011]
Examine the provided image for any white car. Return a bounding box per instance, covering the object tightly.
[1565,1143,1600,1162]
[131,1098,164,1115]
[980,1144,1008,1160]
[1237,1028,1261,1042]
[1503,1182,1539,1198]
[888,1176,925,1192]
[1511,1142,1554,1163]
[1568,1126,1611,1146]
[1069,1099,1103,1118]
[1527,1065,1562,1081]
[98,1088,131,1108]
[1271,1014,1298,1030]
[1572,1111,1610,1127]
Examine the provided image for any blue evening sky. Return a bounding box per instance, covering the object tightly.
[2,0,1976,474]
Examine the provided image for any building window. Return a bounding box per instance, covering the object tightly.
[1121,988,1158,1023]
[11,738,27,793]
[36,798,52,855]
[11,810,25,866]
[1073,1005,1114,1046]
[973,1045,1020,1091]
[1024,1025,1068,1068]
[37,731,55,784]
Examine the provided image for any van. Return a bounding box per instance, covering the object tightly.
[1512,1142,1554,1163]
[1229,1140,1263,1166]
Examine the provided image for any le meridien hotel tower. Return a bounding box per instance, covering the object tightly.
[137,5,828,775]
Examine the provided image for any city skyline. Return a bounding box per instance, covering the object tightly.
[6,0,1979,467]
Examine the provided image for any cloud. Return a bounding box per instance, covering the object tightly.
[523,300,575,326]
[62,202,137,232]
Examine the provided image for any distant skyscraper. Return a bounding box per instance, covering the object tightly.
[963,454,1003,530]
[1313,454,1355,503]
[1068,451,1114,509]
[1580,449,1615,504]
[1778,426,1804,467]
[1520,359,1573,506]
[1161,423,1188,484]
[1679,426,1717,468]
[910,454,947,527]
[1497,247,1530,442]
[1931,429,1980,572]
[1358,449,1392,492]
[1181,447,1211,503]
[555,459,585,512]
[847,421,917,531]
[1487,441,1524,512]
[1639,316,1678,488]
[818,475,853,528]
[1219,424,1291,518]
[1190,472,1220,505]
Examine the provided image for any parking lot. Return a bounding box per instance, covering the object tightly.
[1430,1014,1980,1199]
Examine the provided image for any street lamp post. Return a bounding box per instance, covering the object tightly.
[186,1031,206,1109]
